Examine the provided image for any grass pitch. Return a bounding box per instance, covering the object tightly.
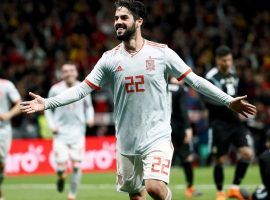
[3,165,261,200]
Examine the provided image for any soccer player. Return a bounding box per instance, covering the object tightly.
[0,79,21,200]
[252,130,270,200]
[205,46,254,200]
[169,77,202,198]
[20,1,256,200]
[45,63,94,200]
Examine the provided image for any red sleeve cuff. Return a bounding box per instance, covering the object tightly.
[84,79,101,90]
[177,68,192,81]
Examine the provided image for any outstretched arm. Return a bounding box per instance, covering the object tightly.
[184,72,256,117]
[0,101,21,121]
[21,82,93,114]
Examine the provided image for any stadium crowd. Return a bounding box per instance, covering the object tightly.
[0,0,269,155]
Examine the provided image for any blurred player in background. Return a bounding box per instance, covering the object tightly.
[205,46,254,200]
[169,77,202,198]
[21,1,256,199]
[0,79,21,200]
[252,130,270,200]
[45,63,94,200]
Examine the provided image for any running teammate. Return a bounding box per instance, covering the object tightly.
[45,63,94,200]
[20,1,256,200]
[0,79,21,200]
[205,46,254,200]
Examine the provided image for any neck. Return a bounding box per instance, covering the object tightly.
[123,32,144,53]
[66,81,76,87]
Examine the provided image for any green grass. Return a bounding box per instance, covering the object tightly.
[3,165,261,200]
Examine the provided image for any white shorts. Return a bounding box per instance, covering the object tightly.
[53,138,85,164]
[0,134,12,163]
[116,140,174,194]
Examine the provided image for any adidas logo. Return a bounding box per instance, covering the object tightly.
[116,66,123,72]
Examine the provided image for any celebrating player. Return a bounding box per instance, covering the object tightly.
[169,77,202,198]
[20,1,256,200]
[0,79,21,200]
[45,63,94,200]
[205,46,254,200]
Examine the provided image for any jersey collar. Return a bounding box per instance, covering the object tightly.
[122,39,145,57]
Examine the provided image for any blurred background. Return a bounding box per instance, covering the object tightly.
[0,0,270,166]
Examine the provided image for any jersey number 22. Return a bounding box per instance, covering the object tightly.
[125,75,145,93]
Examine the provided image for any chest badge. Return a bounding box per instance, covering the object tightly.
[146,56,155,71]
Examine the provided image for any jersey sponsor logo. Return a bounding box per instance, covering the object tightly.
[146,57,155,71]
[115,65,123,72]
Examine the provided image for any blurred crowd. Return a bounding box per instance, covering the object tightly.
[0,0,270,157]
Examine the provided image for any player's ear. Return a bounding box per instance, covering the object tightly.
[136,17,143,27]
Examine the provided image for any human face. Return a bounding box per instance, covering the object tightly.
[216,54,233,74]
[114,6,138,41]
[61,64,78,86]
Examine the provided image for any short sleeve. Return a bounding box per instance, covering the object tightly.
[165,47,192,81]
[7,81,21,103]
[85,54,108,90]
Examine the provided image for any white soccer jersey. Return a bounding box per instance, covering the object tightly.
[85,40,192,155]
[45,81,94,144]
[0,79,21,135]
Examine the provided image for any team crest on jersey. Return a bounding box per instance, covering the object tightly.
[146,57,155,71]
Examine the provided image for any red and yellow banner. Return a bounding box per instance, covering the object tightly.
[6,136,116,175]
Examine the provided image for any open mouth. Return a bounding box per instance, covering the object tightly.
[115,24,127,32]
[116,28,126,35]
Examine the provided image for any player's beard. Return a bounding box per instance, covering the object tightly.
[115,23,136,41]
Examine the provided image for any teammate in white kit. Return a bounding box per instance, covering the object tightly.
[0,79,21,200]
[21,1,257,199]
[45,63,94,200]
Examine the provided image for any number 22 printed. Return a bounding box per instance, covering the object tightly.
[125,75,145,93]
[151,157,171,175]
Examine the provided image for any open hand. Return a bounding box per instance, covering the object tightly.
[229,95,257,118]
[20,92,45,114]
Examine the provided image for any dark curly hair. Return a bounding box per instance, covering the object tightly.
[115,0,147,21]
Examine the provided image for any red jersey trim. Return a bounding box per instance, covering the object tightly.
[177,68,192,81]
[84,79,101,90]
[146,41,166,48]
